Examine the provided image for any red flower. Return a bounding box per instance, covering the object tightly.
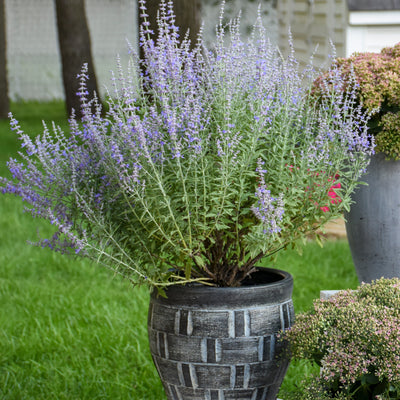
[321,180,342,212]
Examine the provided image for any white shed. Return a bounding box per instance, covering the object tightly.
[278,0,400,67]
[346,0,400,56]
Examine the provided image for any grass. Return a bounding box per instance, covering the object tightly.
[0,102,359,399]
[0,199,164,399]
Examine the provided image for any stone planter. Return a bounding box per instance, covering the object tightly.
[147,267,294,400]
[345,153,400,283]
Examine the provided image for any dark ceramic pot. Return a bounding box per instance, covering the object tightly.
[345,153,400,283]
[147,267,294,400]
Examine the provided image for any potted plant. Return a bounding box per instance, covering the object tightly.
[0,1,374,399]
[322,45,400,283]
[283,278,400,399]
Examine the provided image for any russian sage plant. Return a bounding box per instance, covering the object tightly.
[0,0,374,288]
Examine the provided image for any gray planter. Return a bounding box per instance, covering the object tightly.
[345,152,400,283]
[147,268,294,400]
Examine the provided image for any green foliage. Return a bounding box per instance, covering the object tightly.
[375,112,400,160]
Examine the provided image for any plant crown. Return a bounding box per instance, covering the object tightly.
[0,0,374,288]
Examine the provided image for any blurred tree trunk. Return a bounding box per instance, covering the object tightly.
[139,0,202,60]
[54,0,99,118]
[0,0,9,119]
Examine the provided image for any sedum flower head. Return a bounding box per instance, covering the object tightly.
[285,278,400,399]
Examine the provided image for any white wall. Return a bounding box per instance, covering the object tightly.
[5,0,277,102]
[202,0,277,47]
[346,10,400,56]
[5,0,137,101]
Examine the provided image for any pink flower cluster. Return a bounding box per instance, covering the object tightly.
[321,176,341,213]
[285,278,400,398]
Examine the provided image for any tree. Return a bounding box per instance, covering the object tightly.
[138,0,202,60]
[54,0,99,118]
[0,0,9,119]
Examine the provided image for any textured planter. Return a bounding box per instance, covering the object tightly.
[147,267,294,400]
[345,153,400,283]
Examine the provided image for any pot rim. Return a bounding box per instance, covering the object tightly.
[150,267,293,308]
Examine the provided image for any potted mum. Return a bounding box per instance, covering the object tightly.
[284,278,400,400]
[0,1,374,399]
[325,45,400,283]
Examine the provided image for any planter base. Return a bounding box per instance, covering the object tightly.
[345,153,400,282]
[148,268,294,400]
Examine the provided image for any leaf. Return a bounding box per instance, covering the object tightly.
[315,234,324,248]
[360,373,380,385]
[372,380,389,396]
[215,222,230,230]
[194,255,205,268]
[156,287,167,298]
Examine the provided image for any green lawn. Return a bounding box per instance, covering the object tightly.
[0,102,359,399]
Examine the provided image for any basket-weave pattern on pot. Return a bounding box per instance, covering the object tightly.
[147,268,294,400]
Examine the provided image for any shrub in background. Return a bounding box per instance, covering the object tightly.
[284,278,400,399]
[322,44,400,160]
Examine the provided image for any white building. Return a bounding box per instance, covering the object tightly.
[278,0,400,68]
[346,0,400,56]
[5,0,137,101]
[4,0,277,101]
